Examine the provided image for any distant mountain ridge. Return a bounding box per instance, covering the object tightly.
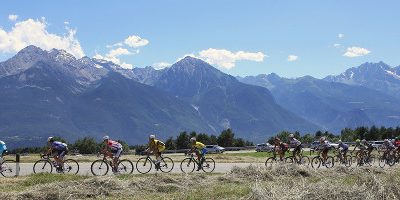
[324,62,400,99]
[0,46,319,147]
[238,62,400,132]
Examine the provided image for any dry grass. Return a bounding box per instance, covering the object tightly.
[1,164,400,199]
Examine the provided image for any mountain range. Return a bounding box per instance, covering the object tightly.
[238,62,400,132]
[0,46,319,147]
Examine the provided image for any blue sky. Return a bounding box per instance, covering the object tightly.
[0,0,399,78]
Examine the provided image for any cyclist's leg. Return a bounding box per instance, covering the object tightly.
[113,148,122,171]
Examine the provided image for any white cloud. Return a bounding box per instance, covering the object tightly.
[8,14,18,22]
[338,33,344,39]
[106,42,123,48]
[93,47,137,69]
[333,43,341,48]
[197,48,265,69]
[64,21,69,25]
[287,55,298,62]
[124,35,149,48]
[0,18,84,58]
[343,46,371,57]
[153,62,172,70]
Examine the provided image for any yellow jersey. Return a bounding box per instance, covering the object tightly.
[193,141,205,149]
[149,139,165,149]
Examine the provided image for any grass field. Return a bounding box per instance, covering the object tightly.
[1,164,400,199]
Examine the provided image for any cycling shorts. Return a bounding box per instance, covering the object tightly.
[111,148,123,158]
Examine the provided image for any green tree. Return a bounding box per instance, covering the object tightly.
[72,137,100,154]
[176,132,190,149]
[209,135,218,145]
[217,129,235,147]
[340,128,355,142]
[301,133,314,144]
[165,137,176,150]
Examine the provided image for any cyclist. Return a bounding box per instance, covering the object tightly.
[102,136,123,172]
[0,140,7,171]
[317,137,330,164]
[288,134,302,162]
[273,137,288,161]
[382,139,396,159]
[189,137,207,171]
[46,137,68,172]
[337,140,349,163]
[351,139,367,165]
[146,134,165,169]
[394,137,400,156]
[361,139,374,161]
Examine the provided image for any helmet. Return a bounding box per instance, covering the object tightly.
[190,137,196,141]
[338,140,342,143]
[355,139,360,143]
[361,139,366,143]
[289,134,294,138]
[103,136,109,140]
[47,137,54,142]
[320,137,325,141]
[384,139,389,143]
[149,135,155,139]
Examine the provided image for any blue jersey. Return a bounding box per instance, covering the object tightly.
[0,140,7,155]
[338,143,348,150]
[51,141,67,151]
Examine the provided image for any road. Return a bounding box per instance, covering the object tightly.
[15,162,264,176]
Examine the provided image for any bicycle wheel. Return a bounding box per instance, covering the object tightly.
[63,159,79,174]
[33,160,53,174]
[285,156,294,164]
[265,157,276,167]
[136,157,152,174]
[159,157,174,173]
[387,155,396,167]
[324,156,335,168]
[91,160,109,176]
[202,158,215,173]
[117,159,134,175]
[180,158,195,173]
[300,156,310,166]
[0,160,18,177]
[311,157,321,168]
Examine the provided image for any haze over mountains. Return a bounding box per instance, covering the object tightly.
[0,46,319,147]
[238,62,400,132]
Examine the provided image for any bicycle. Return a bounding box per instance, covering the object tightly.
[136,153,174,174]
[180,152,215,173]
[311,151,334,168]
[285,149,310,166]
[333,148,351,167]
[90,151,134,176]
[352,150,374,167]
[378,150,396,168]
[265,148,287,167]
[0,152,19,177]
[33,154,79,174]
